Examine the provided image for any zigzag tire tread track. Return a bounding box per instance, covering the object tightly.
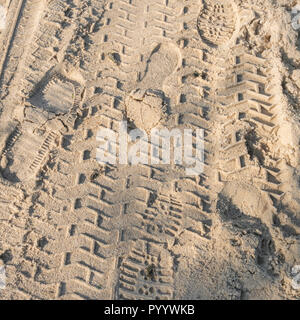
[217,45,285,207]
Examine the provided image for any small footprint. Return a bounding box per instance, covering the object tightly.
[197,0,237,47]
[138,43,181,90]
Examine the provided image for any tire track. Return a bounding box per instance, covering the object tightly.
[3,0,232,300]
[0,0,26,93]
[23,0,187,300]
[217,45,285,208]
[0,0,46,99]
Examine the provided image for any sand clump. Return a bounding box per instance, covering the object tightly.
[125,89,167,132]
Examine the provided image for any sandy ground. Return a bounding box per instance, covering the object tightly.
[0,0,299,300]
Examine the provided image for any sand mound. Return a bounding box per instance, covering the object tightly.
[125,89,167,132]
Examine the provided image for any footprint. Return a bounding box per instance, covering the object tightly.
[42,77,75,114]
[30,74,76,115]
[138,43,181,90]
[125,43,180,131]
[0,120,56,183]
[117,240,174,300]
[197,0,237,47]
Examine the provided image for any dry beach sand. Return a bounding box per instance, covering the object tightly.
[0,0,299,300]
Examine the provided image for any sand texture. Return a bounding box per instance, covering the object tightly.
[0,0,299,300]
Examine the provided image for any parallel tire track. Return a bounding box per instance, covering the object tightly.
[218,46,285,207]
